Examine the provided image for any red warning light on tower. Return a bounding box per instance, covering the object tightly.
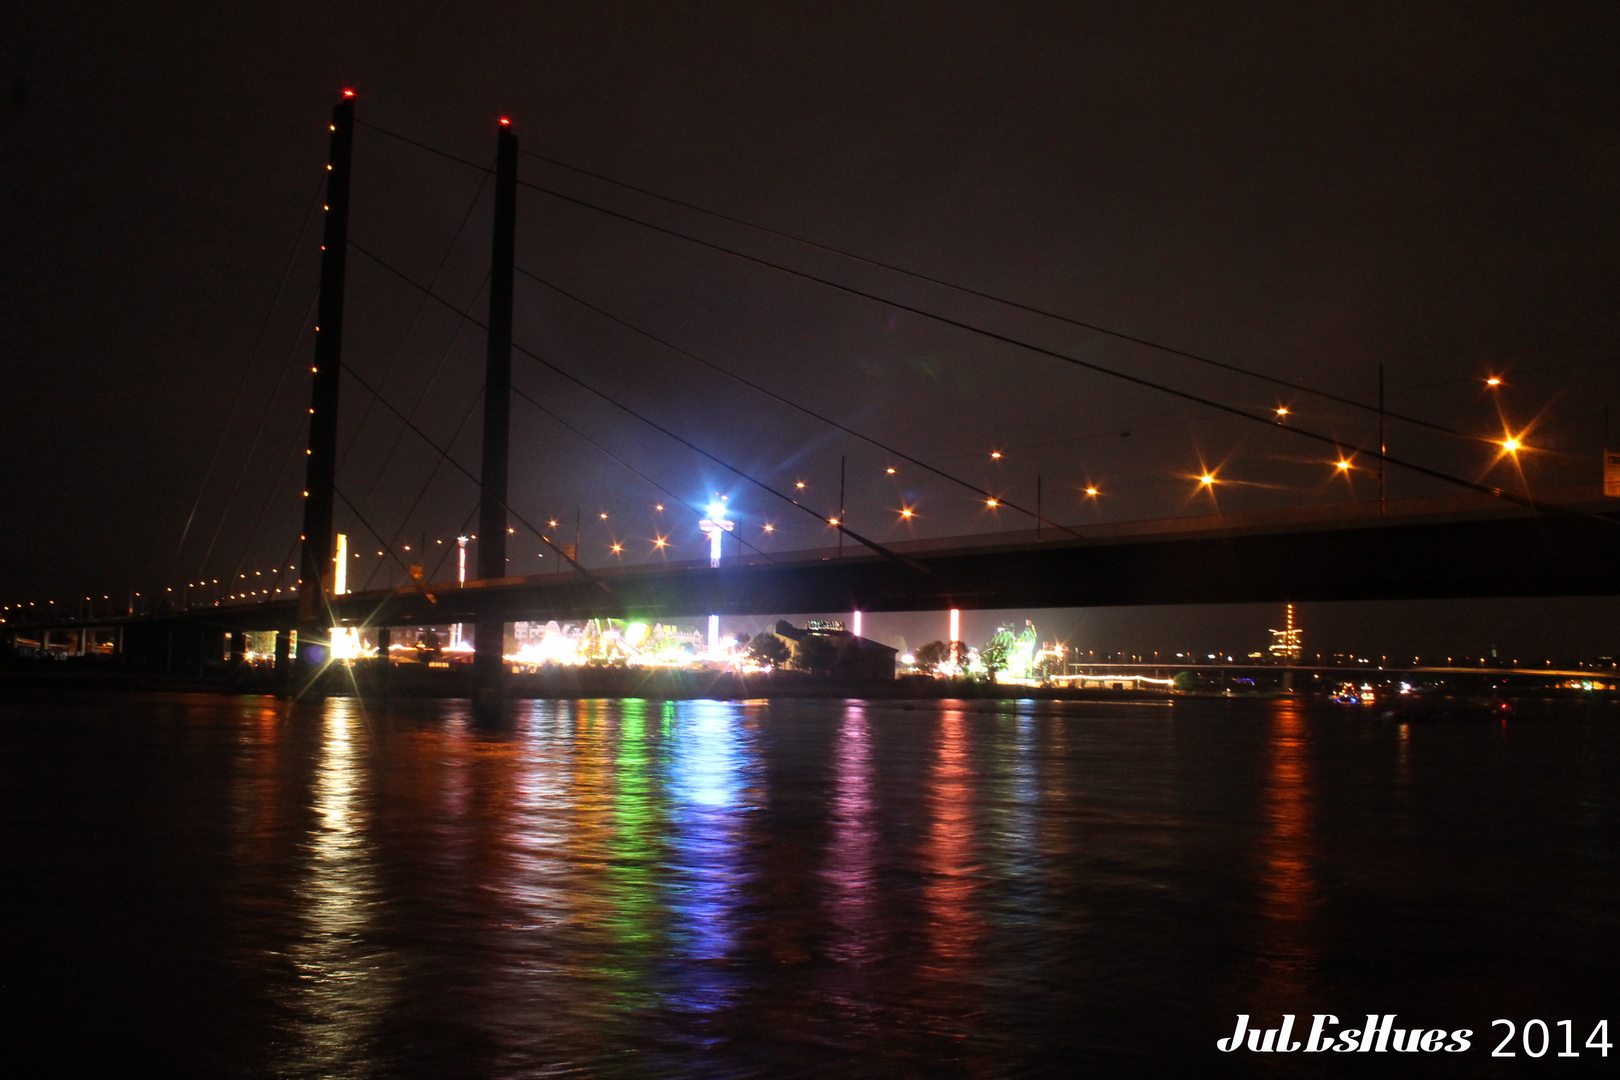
[342,88,356,99]
[499,116,511,126]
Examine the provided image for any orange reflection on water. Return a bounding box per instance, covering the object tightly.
[1256,700,1317,996]
[924,706,981,971]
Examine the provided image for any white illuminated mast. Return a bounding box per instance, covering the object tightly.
[452,535,469,648]
[699,496,734,656]
[698,497,734,568]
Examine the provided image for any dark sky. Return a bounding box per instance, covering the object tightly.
[5,2,1620,654]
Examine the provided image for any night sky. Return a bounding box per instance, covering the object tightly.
[5,3,1620,657]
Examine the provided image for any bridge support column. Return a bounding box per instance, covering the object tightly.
[230,630,246,668]
[474,118,518,717]
[296,91,355,692]
[474,620,507,711]
[274,629,293,695]
[375,625,392,695]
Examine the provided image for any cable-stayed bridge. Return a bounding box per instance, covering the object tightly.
[8,92,1620,695]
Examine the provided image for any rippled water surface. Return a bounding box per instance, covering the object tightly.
[4,692,1618,1077]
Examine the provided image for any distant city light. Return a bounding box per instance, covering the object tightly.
[1275,406,1289,417]
[599,512,608,520]
[1336,460,1352,471]
[986,499,998,507]
[1487,376,1502,387]
[990,451,1002,459]
[796,481,805,489]
[1199,473,1216,486]
[886,467,896,474]
[610,543,622,554]
[1501,437,1521,453]
[763,524,774,532]
[1084,486,1099,497]
[655,504,664,511]
[829,517,840,526]
[900,508,913,519]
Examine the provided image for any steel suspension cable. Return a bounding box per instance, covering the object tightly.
[349,238,916,565]
[336,162,493,473]
[357,118,1476,441]
[349,121,1583,520]
[513,263,1079,537]
[172,173,326,582]
[504,179,1568,514]
[512,145,1485,440]
[328,350,607,585]
[508,382,776,562]
[354,385,484,593]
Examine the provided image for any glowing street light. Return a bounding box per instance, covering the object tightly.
[1501,436,1522,454]
[1084,486,1099,497]
[1486,376,1502,387]
[1199,473,1216,487]
[1275,406,1290,418]
[1335,459,1352,472]
[900,508,914,519]
[990,451,1002,460]
[986,498,998,508]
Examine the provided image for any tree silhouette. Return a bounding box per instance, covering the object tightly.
[747,633,791,669]
[915,640,950,672]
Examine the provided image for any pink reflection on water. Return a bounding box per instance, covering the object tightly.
[822,704,876,960]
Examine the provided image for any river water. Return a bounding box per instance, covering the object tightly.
[3,692,1617,1077]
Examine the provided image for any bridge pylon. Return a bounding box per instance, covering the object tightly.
[474,118,518,712]
[294,91,356,690]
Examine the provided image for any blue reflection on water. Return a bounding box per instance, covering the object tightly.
[661,700,752,1012]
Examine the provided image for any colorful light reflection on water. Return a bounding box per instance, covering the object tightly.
[7,694,1620,1077]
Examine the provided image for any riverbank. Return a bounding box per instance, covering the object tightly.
[0,657,1173,702]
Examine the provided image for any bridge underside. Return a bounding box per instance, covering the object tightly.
[185,497,1620,632]
[22,499,1620,654]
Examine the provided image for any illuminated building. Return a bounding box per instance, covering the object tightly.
[1268,603,1303,662]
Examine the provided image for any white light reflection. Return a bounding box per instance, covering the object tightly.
[287,698,397,1075]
